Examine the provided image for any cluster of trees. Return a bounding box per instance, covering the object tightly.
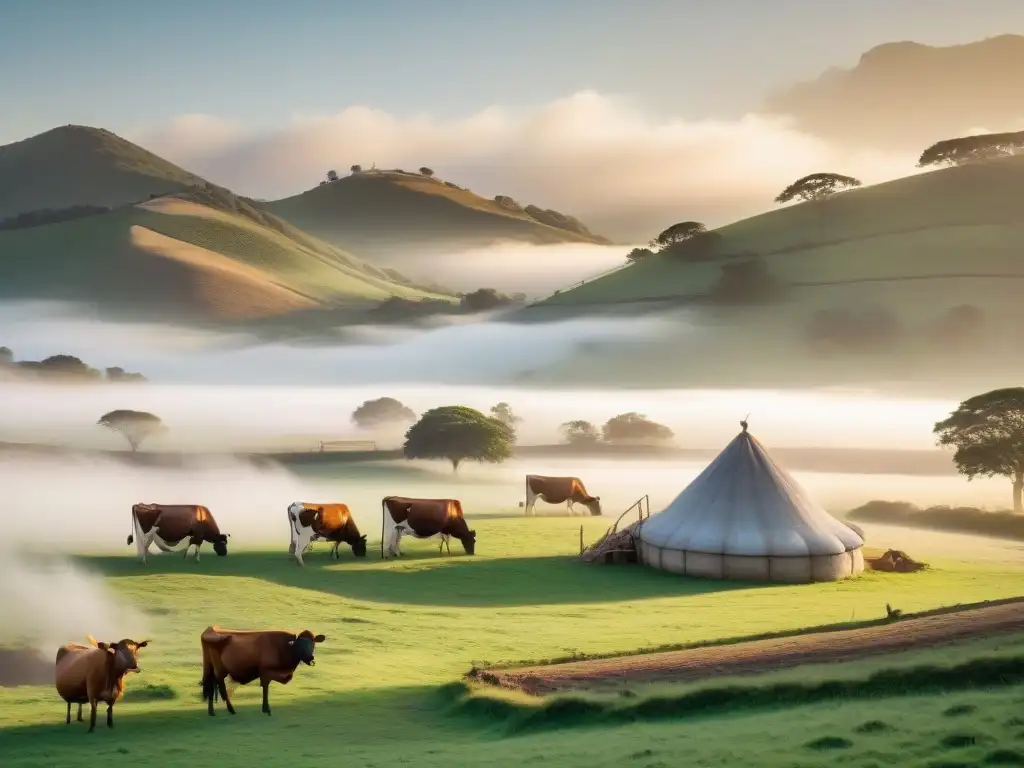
[368,288,526,321]
[0,349,146,383]
[324,166,435,184]
[0,204,110,231]
[348,398,673,471]
[493,194,595,238]
[917,130,1024,168]
[805,304,987,354]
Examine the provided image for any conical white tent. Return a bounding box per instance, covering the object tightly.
[638,424,864,583]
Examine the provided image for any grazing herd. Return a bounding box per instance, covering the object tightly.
[54,475,601,730]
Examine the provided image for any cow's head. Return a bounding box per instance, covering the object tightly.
[213,533,229,556]
[290,630,326,666]
[94,638,149,675]
[584,496,603,516]
[460,529,477,555]
[351,534,368,557]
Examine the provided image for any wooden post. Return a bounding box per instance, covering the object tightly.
[579,525,584,555]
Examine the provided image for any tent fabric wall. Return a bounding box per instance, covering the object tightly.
[638,425,864,583]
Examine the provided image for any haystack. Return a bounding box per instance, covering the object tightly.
[866,548,928,573]
[637,422,865,583]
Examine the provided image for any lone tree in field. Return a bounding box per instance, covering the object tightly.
[774,173,862,204]
[650,221,707,250]
[326,170,339,182]
[350,164,362,173]
[602,412,674,445]
[403,405,514,472]
[97,410,165,452]
[560,419,601,446]
[419,167,435,177]
[489,402,522,441]
[351,397,416,429]
[933,388,1024,513]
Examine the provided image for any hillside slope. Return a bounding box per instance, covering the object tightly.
[516,156,1024,393]
[0,190,452,324]
[763,34,1024,151]
[0,125,205,218]
[266,170,610,269]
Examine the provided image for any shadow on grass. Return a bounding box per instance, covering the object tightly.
[1,683,478,752]
[76,550,765,608]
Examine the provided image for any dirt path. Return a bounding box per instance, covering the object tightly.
[475,599,1024,696]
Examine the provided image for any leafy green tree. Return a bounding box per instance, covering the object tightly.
[97,410,165,452]
[403,405,514,471]
[602,412,674,445]
[774,173,862,204]
[918,130,1024,167]
[933,388,1024,512]
[351,397,416,429]
[650,221,707,250]
[419,167,435,177]
[560,420,601,446]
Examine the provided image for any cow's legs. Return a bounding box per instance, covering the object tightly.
[525,486,537,516]
[77,703,83,721]
[218,679,235,714]
[132,512,148,562]
[65,701,71,724]
[261,681,272,715]
[106,702,114,729]
[88,701,98,732]
[331,541,341,559]
[567,499,574,516]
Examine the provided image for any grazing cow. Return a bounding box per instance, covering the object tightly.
[200,626,326,716]
[381,496,476,558]
[126,503,230,563]
[286,501,368,566]
[524,475,602,516]
[54,635,149,732]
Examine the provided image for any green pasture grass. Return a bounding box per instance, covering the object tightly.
[3,516,1024,766]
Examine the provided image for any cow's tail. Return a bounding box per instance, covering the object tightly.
[201,669,219,705]
[127,506,135,546]
[380,497,386,559]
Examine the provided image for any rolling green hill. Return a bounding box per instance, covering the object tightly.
[0,190,453,324]
[0,125,205,218]
[517,156,1024,393]
[265,170,611,267]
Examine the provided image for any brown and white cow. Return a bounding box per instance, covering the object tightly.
[286,501,368,566]
[381,496,476,558]
[54,635,149,732]
[524,475,602,516]
[127,503,230,563]
[200,626,326,716]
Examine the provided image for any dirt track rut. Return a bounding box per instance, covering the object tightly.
[478,599,1024,696]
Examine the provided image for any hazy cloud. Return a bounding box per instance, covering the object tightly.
[132,91,918,241]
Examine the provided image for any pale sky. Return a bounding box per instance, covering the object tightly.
[4,1,1023,238]
[4,0,1023,140]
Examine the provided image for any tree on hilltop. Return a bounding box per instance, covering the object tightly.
[419,167,435,177]
[934,388,1024,513]
[602,413,674,445]
[326,170,339,182]
[650,221,707,250]
[626,247,654,264]
[351,397,417,429]
[774,173,862,204]
[918,130,1024,168]
[403,405,514,472]
[350,164,362,173]
[97,410,165,452]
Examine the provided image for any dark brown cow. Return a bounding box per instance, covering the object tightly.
[54,635,149,732]
[127,503,230,563]
[286,501,368,566]
[200,626,326,716]
[524,475,602,516]
[381,496,476,558]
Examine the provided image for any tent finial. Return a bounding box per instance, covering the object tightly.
[740,414,750,433]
